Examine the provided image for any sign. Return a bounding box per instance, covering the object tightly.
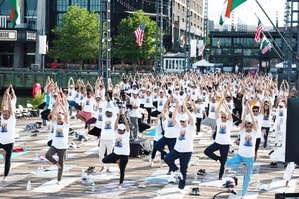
[39,35,47,54]
[26,31,36,41]
[0,30,17,41]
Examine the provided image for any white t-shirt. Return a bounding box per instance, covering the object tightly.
[155,96,167,112]
[0,115,16,144]
[129,97,141,117]
[238,130,257,158]
[207,101,218,119]
[95,109,103,128]
[155,119,166,141]
[101,110,117,141]
[195,103,205,118]
[67,88,76,101]
[261,111,271,128]
[215,119,232,145]
[114,130,130,156]
[253,114,263,138]
[143,94,154,108]
[174,125,195,152]
[164,116,179,138]
[51,122,69,149]
[82,97,96,113]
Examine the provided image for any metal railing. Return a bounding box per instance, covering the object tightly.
[0,16,7,28]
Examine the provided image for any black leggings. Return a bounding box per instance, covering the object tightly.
[204,142,229,180]
[196,117,202,132]
[102,152,128,184]
[0,143,14,177]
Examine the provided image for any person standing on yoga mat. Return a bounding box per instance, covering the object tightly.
[46,93,69,184]
[204,97,233,180]
[0,88,16,182]
[225,101,257,197]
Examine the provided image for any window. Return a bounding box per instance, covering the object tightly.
[72,0,88,8]
[57,0,69,12]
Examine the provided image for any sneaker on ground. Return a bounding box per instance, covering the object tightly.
[168,176,176,183]
[175,171,184,180]
[178,188,185,194]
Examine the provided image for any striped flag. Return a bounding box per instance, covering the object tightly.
[254,18,264,43]
[134,23,146,47]
[177,33,185,48]
[9,0,20,28]
[219,0,247,25]
[198,44,205,56]
[260,34,272,54]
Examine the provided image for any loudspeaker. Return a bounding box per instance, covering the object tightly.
[129,138,151,157]
[275,193,299,199]
[286,98,299,164]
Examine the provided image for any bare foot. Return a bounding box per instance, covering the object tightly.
[240,163,247,173]
[2,176,7,182]
[56,162,62,169]
[118,183,122,189]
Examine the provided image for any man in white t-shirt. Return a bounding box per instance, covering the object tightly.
[225,102,257,197]
[204,99,232,180]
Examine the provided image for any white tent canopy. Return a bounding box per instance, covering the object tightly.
[192,59,214,68]
[275,61,296,68]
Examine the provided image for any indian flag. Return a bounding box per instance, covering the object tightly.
[260,35,272,54]
[9,0,20,28]
[177,33,185,48]
[219,0,247,25]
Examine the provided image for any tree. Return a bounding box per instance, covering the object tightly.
[112,10,158,64]
[48,5,100,63]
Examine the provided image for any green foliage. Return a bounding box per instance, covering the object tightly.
[32,93,45,109]
[48,5,100,62]
[113,10,158,64]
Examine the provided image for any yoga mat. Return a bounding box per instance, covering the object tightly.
[0,174,28,188]
[268,177,296,193]
[86,180,135,196]
[33,177,78,193]
[152,184,187,199]
[228,191,258,199]
[0,150,31,159]
[146,129,155,136]
[32,165,76,178]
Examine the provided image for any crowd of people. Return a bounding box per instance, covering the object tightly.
[0,71,298,198]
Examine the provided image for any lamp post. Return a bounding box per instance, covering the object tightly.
[184,0,191,72]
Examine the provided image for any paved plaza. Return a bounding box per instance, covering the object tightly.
[0,116,298,199]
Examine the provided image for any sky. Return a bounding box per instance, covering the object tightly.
[208,0,286,28]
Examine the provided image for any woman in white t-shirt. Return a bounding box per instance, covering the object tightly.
[204,98,232,180]
[225,102,257,197]
[102,109,130,189]
[0,89,16,181]
[46,99,69,184]
[164,97,195,193]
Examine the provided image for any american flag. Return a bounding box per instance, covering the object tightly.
[254,18,265,43]
[134,23,146,47]
[198,44,205,56]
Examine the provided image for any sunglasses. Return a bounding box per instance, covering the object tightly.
[180,120,186,123]
[253,110,258,112]
[221,117,227,119]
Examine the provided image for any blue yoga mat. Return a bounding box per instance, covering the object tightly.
[0,150,30,159]
[146,129,155,136]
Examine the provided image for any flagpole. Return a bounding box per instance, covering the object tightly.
[265,32,284,59]
[254,0,298,60]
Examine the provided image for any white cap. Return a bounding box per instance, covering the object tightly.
[118,123,126,130]
[132,90,139,95]
[179,114,188,121]
[245,114,252,123]
[106,108,113,112]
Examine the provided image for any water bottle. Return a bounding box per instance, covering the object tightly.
[91,182,95,193]
[26,180,32,191]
